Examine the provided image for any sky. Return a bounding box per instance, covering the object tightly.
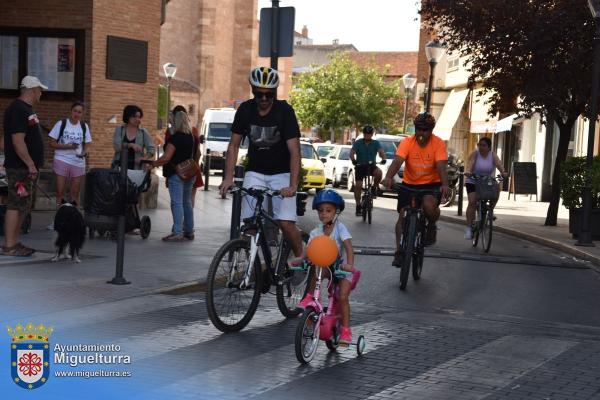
[257,0,422,52]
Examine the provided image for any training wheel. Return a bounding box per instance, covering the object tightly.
[356,335,366,356]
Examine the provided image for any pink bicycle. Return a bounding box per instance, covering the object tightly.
[293,260,365,364]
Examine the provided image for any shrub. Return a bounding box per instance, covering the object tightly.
[559,155,600,209]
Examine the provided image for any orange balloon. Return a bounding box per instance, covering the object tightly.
[306,235,338,267]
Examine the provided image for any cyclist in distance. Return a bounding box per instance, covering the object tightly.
[349,124,387,216]
[381,112,449,267]
[219,67,303,259]
[463,136,508,240]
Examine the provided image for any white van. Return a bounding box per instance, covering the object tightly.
[199,108,247,171]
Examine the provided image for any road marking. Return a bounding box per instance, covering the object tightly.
[365,335,577,400]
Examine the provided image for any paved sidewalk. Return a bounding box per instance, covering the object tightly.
[439,191,600,268]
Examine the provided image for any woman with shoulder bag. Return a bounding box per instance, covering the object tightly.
[152,111,198,241]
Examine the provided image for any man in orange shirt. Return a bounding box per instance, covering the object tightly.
[382,112,449,267]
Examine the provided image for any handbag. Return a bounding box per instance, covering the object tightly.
[174,135,200,181]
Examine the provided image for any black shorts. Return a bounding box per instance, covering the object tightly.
[355,164,379,181]
[396,182,442,212]
[465,183,476,194]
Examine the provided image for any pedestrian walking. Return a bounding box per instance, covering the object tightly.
[152,111,196,241]
[219,67,304,259]
[48,101,92,207]
[2,76,47,256]
[112,105,155,170]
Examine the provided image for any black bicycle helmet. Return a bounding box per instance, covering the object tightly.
[362,125,374,134]
[414,112,436,130]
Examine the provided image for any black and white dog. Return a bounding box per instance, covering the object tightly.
[51,202,86,263]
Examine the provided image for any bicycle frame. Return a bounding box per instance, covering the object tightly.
[232,187,287,289]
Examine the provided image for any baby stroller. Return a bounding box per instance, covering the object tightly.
[84,167,152,239]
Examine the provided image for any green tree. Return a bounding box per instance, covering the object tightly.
[289,53,402,138]
[422,0,596,226]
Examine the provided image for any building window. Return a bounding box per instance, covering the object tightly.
[0,28,85,99]
[447,56,460,72]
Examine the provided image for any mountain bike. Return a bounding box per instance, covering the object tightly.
[206,186,310,332]
[394,184,440,290]
[470,174,503,253]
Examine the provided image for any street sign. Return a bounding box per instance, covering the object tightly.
[259,7,295,57]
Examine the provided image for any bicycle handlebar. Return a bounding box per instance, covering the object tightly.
[229,186,282,198]
[465,173,505,182]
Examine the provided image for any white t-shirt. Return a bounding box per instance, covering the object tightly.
[308,220,352,263]
[48,119,92,167]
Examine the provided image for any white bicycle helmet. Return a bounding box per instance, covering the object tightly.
[249,67,280,89]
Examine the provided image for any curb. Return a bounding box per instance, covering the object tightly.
[439,214,600,271]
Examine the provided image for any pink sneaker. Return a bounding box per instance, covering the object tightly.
[297,293,314,309]
[339,326,352,345]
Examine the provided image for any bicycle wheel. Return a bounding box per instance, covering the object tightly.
[206,238,262,333]
[276,232,311,318]
[412,220,425,280]
[361,195,368,222]
[295,307,320,364]
[481,206,493,253]
[400,215,416,290]
[472,204,481,248]
[367,198,372,225]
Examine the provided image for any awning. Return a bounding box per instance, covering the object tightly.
[495,114,517,132]
[470,89,497,133]
[434,88,469,140]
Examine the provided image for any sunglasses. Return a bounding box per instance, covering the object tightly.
[415,127,430,132]
[253,90,275,100]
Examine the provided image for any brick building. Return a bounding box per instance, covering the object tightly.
[0,0,162,168]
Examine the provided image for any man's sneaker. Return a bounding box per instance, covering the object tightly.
[425,223,437,246]
[355,206,362,216]
[297,293,314,309]
[464,228,472,240]
[392,249,404,268]
[339,326,352,346]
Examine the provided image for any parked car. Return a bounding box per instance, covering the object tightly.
[346,133,408,192]
[314,143,336,158]
[300,142,326,192]
[324,144,352,188]
[199,108,236,171]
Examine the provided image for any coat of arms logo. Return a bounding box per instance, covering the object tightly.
[7,322,53,390]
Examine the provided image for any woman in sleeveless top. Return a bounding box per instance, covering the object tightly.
[463,137,508,240]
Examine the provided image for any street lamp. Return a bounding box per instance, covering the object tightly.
[163,62,177,125]
[424,40,445,113]
[401,73,417,134]
[577,1,600,246]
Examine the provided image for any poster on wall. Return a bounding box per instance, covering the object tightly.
[27,37,75,92]
[0,36,19,89]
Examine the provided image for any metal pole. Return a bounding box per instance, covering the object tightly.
[425,61,436,113]
[457,165,464,216]
[108,144,130,285]
[270,0,280,71]
[230,165,245,240]
[166,78,171,119]
[576,20,600,247]
[203,149,210,191]
[402,90,410,134]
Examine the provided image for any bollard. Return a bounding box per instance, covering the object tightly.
[457,165,464,217]
[230,165,244,240]
[108,144,131,285]
[204,149,211,191]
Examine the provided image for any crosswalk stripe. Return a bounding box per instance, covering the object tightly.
[147,319,434,399]
[365,335,577,400]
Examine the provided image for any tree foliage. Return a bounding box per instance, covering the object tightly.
[422,0,596,225]
[289,53,402,136]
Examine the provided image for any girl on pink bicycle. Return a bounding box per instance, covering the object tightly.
[294,189,358,345]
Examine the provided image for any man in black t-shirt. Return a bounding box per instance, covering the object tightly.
[2,76,47,256]
[219,67,303,260]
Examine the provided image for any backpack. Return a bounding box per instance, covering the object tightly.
[58,118,87,152]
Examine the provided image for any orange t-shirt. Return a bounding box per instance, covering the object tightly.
[395,134,447,185]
